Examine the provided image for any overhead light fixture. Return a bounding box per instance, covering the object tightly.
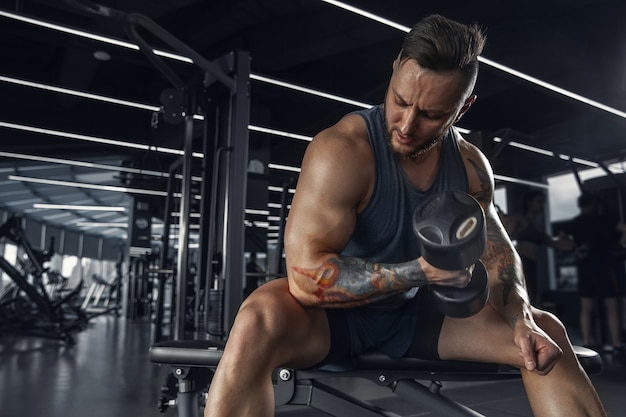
[8,174,168,196]
[0,10,192,64]
[0,75,158,111]
[33,203,126,211]
[492,136,603,167]
[77,222,128,228]
[250,73,372,109]
[245,209,270,216]
[493,174,549,189]
[249,125,313,142]
[268,185,296,194]
[0,121,205,159]
[268,163,301,173]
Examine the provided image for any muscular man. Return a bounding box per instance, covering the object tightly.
[205,14,606,417]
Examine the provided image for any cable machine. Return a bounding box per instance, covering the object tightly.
[69,1,250,342]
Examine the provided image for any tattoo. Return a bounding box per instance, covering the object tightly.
[292,255,426,306]
[511,313,519,328]
[466,158,492,206]
[467,157,524,307]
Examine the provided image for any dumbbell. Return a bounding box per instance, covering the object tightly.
[412,191,489,318]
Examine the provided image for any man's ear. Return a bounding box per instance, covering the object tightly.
[455,94,477,122]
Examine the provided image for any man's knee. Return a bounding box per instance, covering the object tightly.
[234,287,293,342]
[533,307,568,343]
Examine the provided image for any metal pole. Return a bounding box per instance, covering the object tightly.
[174,109,195,340]
[222,50,251,334]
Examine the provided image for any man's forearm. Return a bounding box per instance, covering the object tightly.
[291,255,428,307]
[482,216,533,328]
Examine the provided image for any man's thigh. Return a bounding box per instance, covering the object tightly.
[436,302,520,365]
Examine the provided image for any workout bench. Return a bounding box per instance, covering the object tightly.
[149,340,602,417]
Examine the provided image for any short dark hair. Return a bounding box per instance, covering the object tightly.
[400,15,486,95]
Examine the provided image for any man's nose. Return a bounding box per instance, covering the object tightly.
[398,109,417,136]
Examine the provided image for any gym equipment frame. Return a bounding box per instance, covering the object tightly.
[149,340,602,417]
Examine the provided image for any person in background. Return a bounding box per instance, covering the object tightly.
[559,193,624,354]
[503,190,573,305]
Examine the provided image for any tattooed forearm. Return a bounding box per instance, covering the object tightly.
[467,157,526,307]
[291,255,427,306]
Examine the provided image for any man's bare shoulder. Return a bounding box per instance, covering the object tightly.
[307,113,373,161]
[455,130,495,205]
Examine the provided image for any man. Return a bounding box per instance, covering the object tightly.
[559,194,623,354]
[205,15,606,416]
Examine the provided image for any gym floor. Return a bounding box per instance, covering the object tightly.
[0,314,624,417]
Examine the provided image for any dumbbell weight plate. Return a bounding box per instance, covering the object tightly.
[430,261,489,318]
[412,191,486,270]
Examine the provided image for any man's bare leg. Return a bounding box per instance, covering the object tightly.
[204,279,330,417]
[438,304,606,417]
[579,297,595,346]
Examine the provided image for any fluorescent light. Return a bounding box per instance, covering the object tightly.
[245,208,271,216]
[479,57,626,119]
[507,141,554,157]
[0,122,206,159]
[493,137,600,167]
[320,0,626,120]
[249,125,313,141]
[268,163,301,173]
[0,75,159,111]
[33,203,126,211]
[77,222,128,228]
[8,175,168,196]
[0,10,192,64]
[268,185,296,194]
[251,73,372,108]
[493,174,549,189]
[320,0,411,32]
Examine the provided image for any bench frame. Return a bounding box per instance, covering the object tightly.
[149,340,602,417]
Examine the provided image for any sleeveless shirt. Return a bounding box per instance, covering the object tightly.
[342,104,469,309]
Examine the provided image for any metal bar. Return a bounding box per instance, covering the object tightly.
[222,50,251,333]
[393,379,485,417]
[174,110,195,340]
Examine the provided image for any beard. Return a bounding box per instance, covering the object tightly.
[383,118,445,160]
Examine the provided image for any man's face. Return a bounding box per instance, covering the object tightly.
[383,58,474,159]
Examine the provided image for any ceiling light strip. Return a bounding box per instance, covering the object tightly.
[0,122,196,157]
[320,0,626,120]
[0,150,169,178]
[248,125,313,141]
[33,203,126,211]
[320,0,411,32]
[268,163,301,173]
[493,174,549,189]
[250,73,372,109]
[0,75,160,111]
[479,57,626,119]
[8,175,167,196]
[492,137,601,167]
[0,10,192,64]
[77,222,128,228]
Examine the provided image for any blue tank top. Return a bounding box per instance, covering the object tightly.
[342,104,469,308]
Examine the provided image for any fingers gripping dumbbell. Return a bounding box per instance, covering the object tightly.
[412,191,489,318]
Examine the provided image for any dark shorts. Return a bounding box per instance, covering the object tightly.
[315,288,445,371]
[577,258,624,298]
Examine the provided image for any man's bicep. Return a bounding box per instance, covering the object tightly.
[284,136,367,270]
